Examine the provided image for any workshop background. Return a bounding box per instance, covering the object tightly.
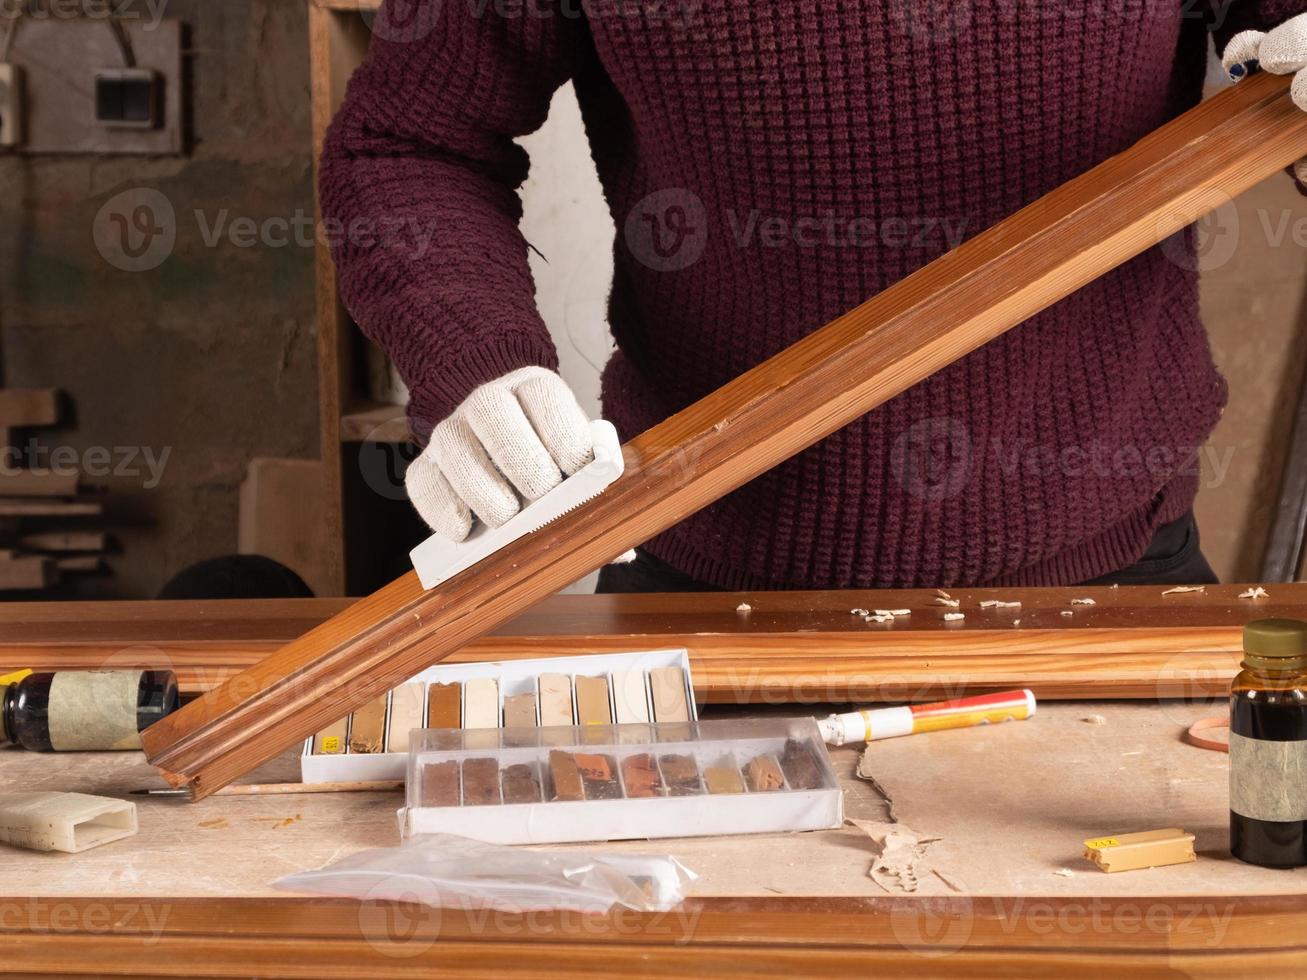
[0,0,1303,600]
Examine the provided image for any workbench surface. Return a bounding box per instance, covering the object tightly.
[2,701,1304,976]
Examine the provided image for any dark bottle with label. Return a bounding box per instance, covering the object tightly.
[1,669,179,752]
[1230,619,1307,869]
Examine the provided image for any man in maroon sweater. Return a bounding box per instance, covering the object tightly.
[321,2,1307,592]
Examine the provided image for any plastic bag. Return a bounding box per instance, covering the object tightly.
[272,833,697,914]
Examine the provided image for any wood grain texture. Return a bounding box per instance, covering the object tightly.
[0,895,1304,977]
[0,585,1299,700]
[142,73,1307,799]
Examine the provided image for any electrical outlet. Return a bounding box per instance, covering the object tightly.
[94,68,160,129]
[0,63,25,148]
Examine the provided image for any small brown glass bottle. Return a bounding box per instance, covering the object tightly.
[1230,619,1307,869]
[1,669,179,752]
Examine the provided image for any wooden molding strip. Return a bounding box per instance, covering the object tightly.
[142,73,1307,799]
[2,584,1298,701]
[1,894,1306,976]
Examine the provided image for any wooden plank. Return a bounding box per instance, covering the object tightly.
[2,920,1305,977]
[53,556,100,574]
[338,401,409,443]
[0,586,1296,700]
[238,458,333,598]
[314,0,383,10]
[0,499,100,517]
[18,530,107,552]
[0,556,55,590]
[142,73,1307,799]
[0,389,58,428]
[308,3,372,596]
[0,470,79,497]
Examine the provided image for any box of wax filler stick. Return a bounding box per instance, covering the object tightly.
[400,718,843,845]
[300,649,697,784]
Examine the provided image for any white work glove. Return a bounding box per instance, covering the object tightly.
[407,367,594,541]
[1224,13,1307,184]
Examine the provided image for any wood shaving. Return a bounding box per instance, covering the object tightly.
[1012,619,1021,627]
[866,614,894,624]
[979,600,1022,609]
[1070,598,1096,606]
[1060,610,1074,617]
[736,602,752,613]
[1081,714,1107,725]
[850,608,870,616]
[1110,583,1120,590]
[849,820,941,895]
[935,589,952,599]
[874,609,912,618]
[1161,586,1206,596]
[1238,587,1270,600]
[1054,868,1075,878]
[933,597,961,608]
[943,612,965,622]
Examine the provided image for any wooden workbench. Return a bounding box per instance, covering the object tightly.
[1,700,1303,976]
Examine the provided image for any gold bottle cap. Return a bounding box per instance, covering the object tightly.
[1243,619,1307,670]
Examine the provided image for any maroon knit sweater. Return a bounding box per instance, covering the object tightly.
[320,0,1306,590]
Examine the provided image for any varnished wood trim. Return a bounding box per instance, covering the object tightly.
[142,73,1307,798]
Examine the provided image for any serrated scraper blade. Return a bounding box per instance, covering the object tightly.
[409,420,625,590]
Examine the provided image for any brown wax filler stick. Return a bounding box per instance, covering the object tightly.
[574,676,613,726]
[779,739,824,790]
[575,753,622,800]
[419,760,460,807]
[312,717,348,756]
[461,758,501,806]
[426,682,461,729]
[745,755,785,792]
[503,693,537,729]
[620,753,663,798]
[143,73,1307,799]
[704,759,746,795]
[346,695,388,754]
[548,750,584,802]
[649,667,689,723]
[659,753,702,797]
[501,763,542,804]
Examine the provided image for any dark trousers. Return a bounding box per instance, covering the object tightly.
[596,511,1217,594]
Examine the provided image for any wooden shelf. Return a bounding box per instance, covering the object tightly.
[312,0,381,10]
[339,401,409,443]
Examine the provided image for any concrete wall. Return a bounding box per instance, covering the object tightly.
[0,1,318,598]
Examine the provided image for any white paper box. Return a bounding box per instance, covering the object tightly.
[301,648,696,784]
[400,718,843,846]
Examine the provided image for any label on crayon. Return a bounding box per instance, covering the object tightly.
[1084,838,1119,850]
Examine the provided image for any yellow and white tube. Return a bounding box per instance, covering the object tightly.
[819,689,1036,746]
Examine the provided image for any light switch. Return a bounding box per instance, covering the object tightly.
[94,68,160,129]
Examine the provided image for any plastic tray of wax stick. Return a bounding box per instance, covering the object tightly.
[301,648,696,784]
[400,718,844,846]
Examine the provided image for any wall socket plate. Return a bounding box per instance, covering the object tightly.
[0,62,25,148]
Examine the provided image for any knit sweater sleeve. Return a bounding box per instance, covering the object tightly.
[1208,0,1307,52]
[318,2,590,437]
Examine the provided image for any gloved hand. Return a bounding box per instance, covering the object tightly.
[1224,13,1307,184]
[407,367,594,541]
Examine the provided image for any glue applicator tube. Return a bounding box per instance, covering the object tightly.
[818,689,1036,746]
